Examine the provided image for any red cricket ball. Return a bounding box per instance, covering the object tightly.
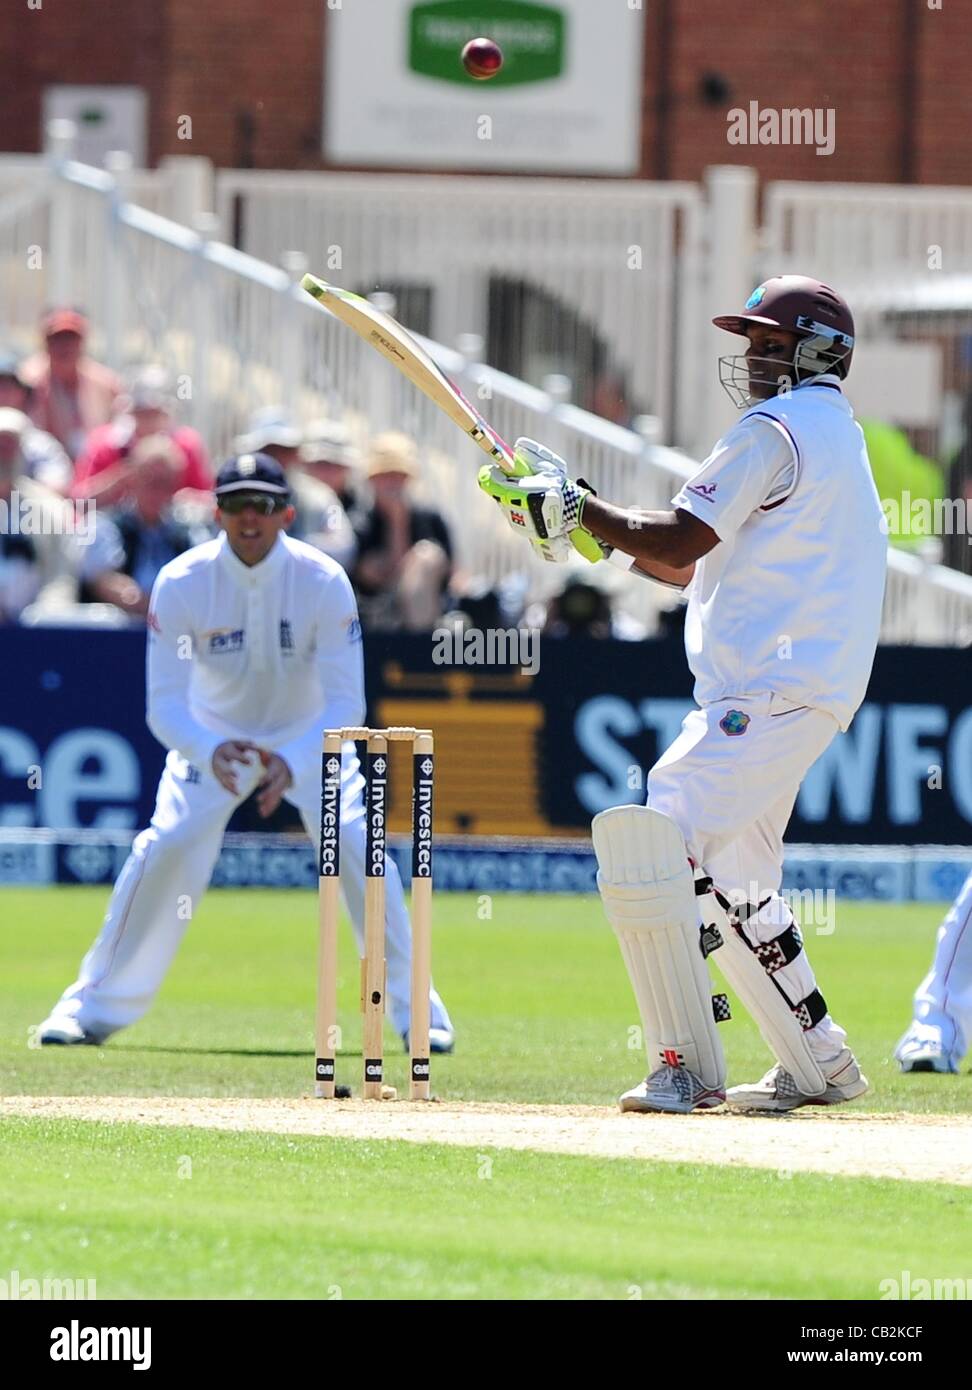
[461,36,504,81]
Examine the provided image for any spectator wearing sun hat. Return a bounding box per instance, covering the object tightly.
[300,418,365,521]
[352,431,453,631]
[20,308,123,461]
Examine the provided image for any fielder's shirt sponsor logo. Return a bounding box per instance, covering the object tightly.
[205,627,245,654]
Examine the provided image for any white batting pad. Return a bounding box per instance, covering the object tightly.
[593,806,726,1090]
[697,882,826,1096]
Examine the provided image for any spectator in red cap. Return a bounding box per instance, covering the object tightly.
[20,309,123,461]
[72,364,212,505]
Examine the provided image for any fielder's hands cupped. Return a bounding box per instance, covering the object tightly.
[255,753,293,819]
[211,740,264,795]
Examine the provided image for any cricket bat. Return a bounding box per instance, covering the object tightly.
[300,273,527,477]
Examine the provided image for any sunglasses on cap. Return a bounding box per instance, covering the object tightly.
[217,490,289,515]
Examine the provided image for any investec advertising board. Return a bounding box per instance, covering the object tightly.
[324,0,644,173]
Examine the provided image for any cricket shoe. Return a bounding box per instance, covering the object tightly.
[35,1016,103,1046]
[402,1026,455,1055]
[894,1024,959,1074]
[619,1065,726,1115]
[725,1047,868,1113]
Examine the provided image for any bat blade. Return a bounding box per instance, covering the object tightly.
[301,273,523,475]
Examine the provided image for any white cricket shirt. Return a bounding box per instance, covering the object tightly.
[146,531,364,772]
[672,377,888,731]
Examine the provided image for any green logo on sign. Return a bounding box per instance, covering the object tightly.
[409,0,566,87]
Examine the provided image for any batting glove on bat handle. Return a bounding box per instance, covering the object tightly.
[564,477,610,564]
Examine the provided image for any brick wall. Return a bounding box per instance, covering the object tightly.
[1,0,969,185]
[0,1,166,158]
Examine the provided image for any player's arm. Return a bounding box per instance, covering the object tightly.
[479,422,794,580]
[581,499,717,579]
[146,573,228,774]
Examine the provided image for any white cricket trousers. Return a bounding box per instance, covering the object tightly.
[647,693,848,1063]
[46,746,452,1040]
[910,868,972,1061]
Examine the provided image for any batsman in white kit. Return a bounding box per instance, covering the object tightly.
[481,276,887,1112]
[38,452,454,1052]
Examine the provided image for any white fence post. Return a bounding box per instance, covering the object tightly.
[542,372,573,460]
[158,155,215,229]
[701,165,758,451]
[279,250,307,417]
[191,213,220,440]
[45,118,76,309]
[102,151,132,371]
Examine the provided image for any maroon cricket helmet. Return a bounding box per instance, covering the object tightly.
[714,275,855,379]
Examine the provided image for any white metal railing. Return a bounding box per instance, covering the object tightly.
[762,182,972,288]
[2,150,972,641]
[215,169,706,451]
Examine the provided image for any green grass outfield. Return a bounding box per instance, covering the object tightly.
[1,888,969,1299]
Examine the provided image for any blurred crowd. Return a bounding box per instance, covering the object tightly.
[0,306,465,632]
[0,306,645,639]
[7,307,967,639]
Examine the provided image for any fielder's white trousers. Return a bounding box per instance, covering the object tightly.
[46,746,452,1040]
[647,693,847,1062]
[909,868,972,1061]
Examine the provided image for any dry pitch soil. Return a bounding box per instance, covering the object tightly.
[3,1095,970,1185]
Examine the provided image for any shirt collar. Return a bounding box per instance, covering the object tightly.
[216,530,288,586]
[802,372,842,392]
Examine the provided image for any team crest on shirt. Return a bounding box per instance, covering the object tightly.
[719,709,751,736]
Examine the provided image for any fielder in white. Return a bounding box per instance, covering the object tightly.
[38,452,454,1052]
[895,869,972,1073]
[481,275,887,1113]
